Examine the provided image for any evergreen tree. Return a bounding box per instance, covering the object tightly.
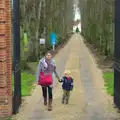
[76,27,79,33]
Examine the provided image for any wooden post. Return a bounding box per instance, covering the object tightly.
[0,0,12,117]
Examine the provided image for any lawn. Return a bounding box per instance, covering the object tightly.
[7,117,12,120]
[104,72,114,96]
[12,72,36,97]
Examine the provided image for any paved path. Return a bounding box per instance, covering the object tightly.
[13,34,120,120]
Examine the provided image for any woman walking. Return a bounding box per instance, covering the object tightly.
[36,51,60,111]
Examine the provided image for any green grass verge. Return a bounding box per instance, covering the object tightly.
[104,72,114,96]
[12,72,36,97]
[7,117,12,120]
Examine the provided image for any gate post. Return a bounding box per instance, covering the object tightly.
[0,0,12,117]
[114,0,120,108]
[13,0,21,114]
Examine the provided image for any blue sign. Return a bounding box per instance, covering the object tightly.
[50,32,57,45]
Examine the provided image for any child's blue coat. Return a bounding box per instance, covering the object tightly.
[60,76,74,91]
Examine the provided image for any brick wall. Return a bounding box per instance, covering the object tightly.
[0,0,12,117]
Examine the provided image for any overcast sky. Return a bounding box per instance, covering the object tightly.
[73,0,81,21]
[73,0,81,32]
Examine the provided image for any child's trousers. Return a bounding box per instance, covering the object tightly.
[62,90,70,103]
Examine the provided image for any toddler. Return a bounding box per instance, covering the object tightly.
[59,70,74,104]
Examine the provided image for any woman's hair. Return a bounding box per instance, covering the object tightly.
[64,69,71,75]
[45,51,52,55]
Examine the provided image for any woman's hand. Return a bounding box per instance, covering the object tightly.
[58,78,61,82]
[58,78,63,82]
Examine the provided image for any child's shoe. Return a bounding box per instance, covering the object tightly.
[65,100,69,105]
[62,96,65,104]
[62,100,64,104]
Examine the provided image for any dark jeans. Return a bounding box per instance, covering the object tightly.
[42,86,53,99]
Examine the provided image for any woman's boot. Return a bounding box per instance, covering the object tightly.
[44,97,47,105]
[48,99,52,111]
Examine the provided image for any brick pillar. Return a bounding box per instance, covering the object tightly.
[0,0,12,117]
